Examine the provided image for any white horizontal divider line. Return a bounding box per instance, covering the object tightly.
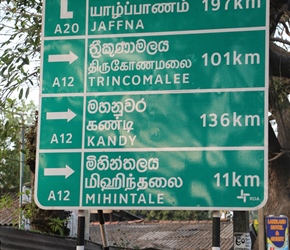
[44,26,266,40]
[39,146,265,153]
[41,87,266,98]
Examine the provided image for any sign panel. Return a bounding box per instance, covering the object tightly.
[36,0,269,209]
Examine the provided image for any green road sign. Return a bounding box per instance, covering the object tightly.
[43,0,266,36]
[37,150,265,208]
[37,152,81,207]
[85,30,265,93]
[36,0,269,210]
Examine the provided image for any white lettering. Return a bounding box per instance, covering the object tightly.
[48,191,56,201]
[52,77,61,87]
[86,193,165,205]
[54,24,62,34]
[50,134,59,144]
[87,135,137,147]
[88,73,190,87]
[91,19,144,32]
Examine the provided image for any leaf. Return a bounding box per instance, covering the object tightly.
[6,98,13,105]
[18,88,23,99]
[25,87,30,99]
[23,56,29,65]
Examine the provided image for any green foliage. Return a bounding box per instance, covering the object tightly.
[21,196,39,222]
[19,191,71,236]
[29,208,72,236]
[270,77,289,105]
[47,217,67,236]
[24,110,37,174]
[0,99,70,236]
[131,210,210,221]
[0,100,37,194]
[0,193,14,211]
[0,192,23,226]
[0,0,42,104]
[0,191,71,236]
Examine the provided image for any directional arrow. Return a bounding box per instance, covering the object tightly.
[48,51,78,64]
[46,109,76,122]
[60,0,73,19]
[44,165,74,179]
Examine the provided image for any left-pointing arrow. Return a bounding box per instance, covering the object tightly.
[44,165,74,179]
[46,109,76,122]
[48,51,78,64]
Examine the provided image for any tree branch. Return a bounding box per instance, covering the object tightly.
[269,151,285,162]
[271,37,290,47]
[270,42,290,78]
